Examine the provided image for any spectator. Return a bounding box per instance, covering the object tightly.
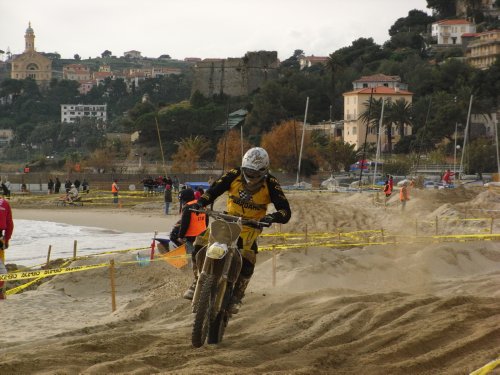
[173,175,180,192]
[194,186,204,200]
[0,195,13,300]
[383,178,392,206]
[442,169,454,185]
[66,184,79,203]
[1,181,11,199]
[112,179,119,204]
[400,181,410,210]
[64,179,72,193]
[47,178,54,194]
[82,179,89,194]
[164,184,173,215]
[54,177,61,193]
[74,179,81,191]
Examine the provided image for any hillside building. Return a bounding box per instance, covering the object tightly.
[10,23,52,87]
[343,75,413,150]
[61,104,107,124]
[466,29,500,69]
[431,19,476,45]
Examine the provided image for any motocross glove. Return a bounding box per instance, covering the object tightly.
[261,215,275,225]
[190,202,204,212]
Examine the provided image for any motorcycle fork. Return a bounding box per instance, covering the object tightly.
[214,249,234,312]
[191,255,213,310]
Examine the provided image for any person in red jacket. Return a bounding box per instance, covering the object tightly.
[0,197,14,300]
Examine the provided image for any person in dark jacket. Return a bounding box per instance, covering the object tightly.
[54,177,61,193]
[164,184,173,215]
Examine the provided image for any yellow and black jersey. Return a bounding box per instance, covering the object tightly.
[198,168,291,224]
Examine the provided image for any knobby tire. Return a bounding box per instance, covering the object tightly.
[192,274,215,348]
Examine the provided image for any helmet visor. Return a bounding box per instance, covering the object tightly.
[242,167,266,183]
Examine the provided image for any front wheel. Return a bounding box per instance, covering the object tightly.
[192,274,215,348]
[208,282,232,344]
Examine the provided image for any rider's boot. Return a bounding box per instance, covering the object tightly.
[0,281,5,300]
[183,257,198,300]
[228,275,251,314]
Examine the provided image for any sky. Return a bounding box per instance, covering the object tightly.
[1,0,430,61]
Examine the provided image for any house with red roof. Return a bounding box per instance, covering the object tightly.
[431,19,476,45]
[343,79,413,151]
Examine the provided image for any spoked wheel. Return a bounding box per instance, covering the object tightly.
[207,310,229,344]
[208,283,231,344]
[192,274,215,348]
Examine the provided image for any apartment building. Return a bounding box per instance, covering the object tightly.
[61,104,107,124]
[466,29,500,69]
[343,75,413,150]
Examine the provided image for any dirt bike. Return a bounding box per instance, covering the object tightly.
[190,209,270,348]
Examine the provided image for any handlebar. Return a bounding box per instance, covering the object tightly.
[189,208,271,228]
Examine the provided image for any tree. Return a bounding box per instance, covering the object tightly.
[261,120,319,174]
[74,54,81,61]
[101,50,112,58]
[215,129,251,169]
[280,49,304,70]
[171,135,211,173]
[320,140,357,172]
[388,98,413,138]
[426,0,456,18]
[389,9,434,36]
[467,138,497,174]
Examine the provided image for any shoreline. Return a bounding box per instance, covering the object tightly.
[14,207,181,233]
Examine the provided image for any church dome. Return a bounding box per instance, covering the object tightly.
[26,22,34,33]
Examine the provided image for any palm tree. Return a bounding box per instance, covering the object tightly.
[359,97,393,151]
[388,98,413,139]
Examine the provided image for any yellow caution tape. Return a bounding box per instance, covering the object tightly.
[470,358,500,375]
[6,277,44,295]
[0,263,109,282]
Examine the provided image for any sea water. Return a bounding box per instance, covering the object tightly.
[7,219,163,267]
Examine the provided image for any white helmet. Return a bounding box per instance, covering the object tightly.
[241,147,269,184]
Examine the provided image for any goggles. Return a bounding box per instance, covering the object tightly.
[242,167,266,181]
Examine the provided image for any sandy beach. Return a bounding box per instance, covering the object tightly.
[1,188,499,374]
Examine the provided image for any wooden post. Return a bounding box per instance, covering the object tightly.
[46,245,52,267]
[150,231,157,260]
[338,231,341,241]
[73,240,77,260]
[381,228,385,242]
[490,217,494,234]
[415,219,418,237]
[109,259,117,312]
[272,247,277,287]
[435,216,438,235]
[304,224,308,255]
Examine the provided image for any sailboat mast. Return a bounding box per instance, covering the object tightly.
[296,97,309,185]
[373,99,385,185]
[459,95,473,178]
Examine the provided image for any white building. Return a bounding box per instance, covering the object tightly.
[431,19,476,45]
[352,74,408,90]
[61,104,107,124]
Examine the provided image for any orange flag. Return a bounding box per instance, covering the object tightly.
[162,244,188,269]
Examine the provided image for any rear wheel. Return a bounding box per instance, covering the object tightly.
[192,274,215,348]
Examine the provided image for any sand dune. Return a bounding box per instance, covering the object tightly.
[1,188,499,374]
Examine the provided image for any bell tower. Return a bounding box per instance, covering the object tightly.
[24,22,35,52]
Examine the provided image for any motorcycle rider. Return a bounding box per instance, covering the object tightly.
[183,147,291,314]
